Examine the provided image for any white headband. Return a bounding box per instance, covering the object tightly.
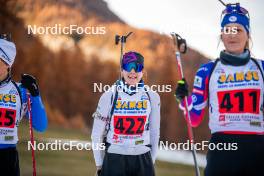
[0,39,16,67]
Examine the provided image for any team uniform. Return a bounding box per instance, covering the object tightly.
[183,51,264,175]
[92,80,160,176]
[0,37,48,176]
[0,79,47,175]
[175,4,264,175]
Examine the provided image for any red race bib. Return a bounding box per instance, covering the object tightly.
[217,89,260,114]
[114,115,147,135]
[0,108,16,128]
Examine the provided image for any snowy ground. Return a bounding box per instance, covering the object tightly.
[157,148,206,168]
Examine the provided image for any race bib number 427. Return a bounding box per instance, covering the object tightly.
[0,108,16,128]
[217,89,260,114]
[114,115,147,135]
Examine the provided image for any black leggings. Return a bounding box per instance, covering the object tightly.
[205,133,264,176]
[0,147,20,176]
[100,151,155,176]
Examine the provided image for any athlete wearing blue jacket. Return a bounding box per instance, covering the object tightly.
[0,35,48,176]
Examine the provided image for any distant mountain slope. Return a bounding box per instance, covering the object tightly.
[1,0,211,143]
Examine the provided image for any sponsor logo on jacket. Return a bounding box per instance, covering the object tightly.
[218,71,259,84]
[115,100,148,110]
[0,94,16,104]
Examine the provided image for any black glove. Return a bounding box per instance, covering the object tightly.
[175,78,189,102]
[21,74,39,96]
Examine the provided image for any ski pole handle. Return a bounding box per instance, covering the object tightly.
[171,33,187,54]
[115,32,133,80]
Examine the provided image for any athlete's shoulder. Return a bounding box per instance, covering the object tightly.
[147,89,160,102]
[96,90,114,117]
[197,59,218,74]
[193,60,219,90]
[194,60,217,85]
[10,80,19,87]
[10,81,24,94]
[9,81,27,104]
[99,89,114,102]
[145,89,160,109]
[251,57,264,70]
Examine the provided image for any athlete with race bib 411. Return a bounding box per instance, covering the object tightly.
[91,51,160,176]
[0,35,48,176]
[175,3,264,176]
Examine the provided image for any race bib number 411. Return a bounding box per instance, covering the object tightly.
[217,89,260,114]
[114,115,147,135]
[0,108,16,128]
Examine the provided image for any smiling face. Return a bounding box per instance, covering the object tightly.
[221,23,249,55]
[122,69,143,86]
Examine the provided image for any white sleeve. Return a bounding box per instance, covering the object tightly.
[91,91,112,167]
[149,91,161,164]
[91,118,107,167]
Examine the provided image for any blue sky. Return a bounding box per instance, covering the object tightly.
[104,0,264,59]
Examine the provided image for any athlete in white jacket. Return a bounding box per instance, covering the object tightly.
[92,51,160,176]
[0,35,48,176]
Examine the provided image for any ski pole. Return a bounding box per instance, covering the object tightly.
[218,0,226,6]
[27,93,37,176]
[115,32,133,79]
[171,33,200,176]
